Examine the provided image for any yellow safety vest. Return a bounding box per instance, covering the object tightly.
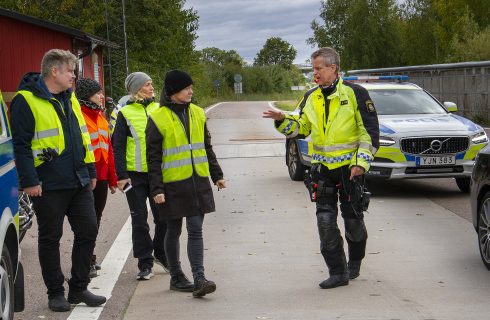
[276,78,377,171]
[119,101,159,172]
[16,90,95,167]
[149,104,210,183]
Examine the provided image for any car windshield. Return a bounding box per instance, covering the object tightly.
[368,89,447,115]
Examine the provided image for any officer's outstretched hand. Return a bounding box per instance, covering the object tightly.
[262,109,285,121]
[154,193,165,204]
[215,179,226,190]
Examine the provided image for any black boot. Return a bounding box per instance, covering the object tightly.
[319,273,349,289]
[193,276,216,297]
[67,290,107,307]
[170,273,194,292]
[48,295,71,312]
[348,260,362,280]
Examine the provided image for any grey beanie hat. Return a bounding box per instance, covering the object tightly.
[125,72,151,95]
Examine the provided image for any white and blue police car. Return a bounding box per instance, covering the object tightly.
[285,76,489,193]
[0,90,24,319]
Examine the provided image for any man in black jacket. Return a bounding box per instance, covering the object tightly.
[10,49,106,312]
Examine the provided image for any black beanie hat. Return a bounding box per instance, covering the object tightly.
[164,70,193,97]
[76,78,102,101]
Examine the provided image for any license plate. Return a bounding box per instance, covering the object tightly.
[416,155,456,166]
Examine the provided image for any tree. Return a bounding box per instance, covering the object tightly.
[307,0,352,56]
[254,37,297,69]
[308,0,402,69]
[200,47,244,66]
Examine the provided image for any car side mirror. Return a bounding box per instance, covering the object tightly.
[444,102,457,112]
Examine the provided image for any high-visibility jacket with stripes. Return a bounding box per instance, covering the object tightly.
[119,101,159,172]
[276,77,379,171]
[149,104,210,183]
[82,109,110,162]
[16,90,95,167]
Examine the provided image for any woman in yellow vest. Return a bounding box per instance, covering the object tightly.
[76,78,118,278]
[112,72,167,280]
[146,70,226,297]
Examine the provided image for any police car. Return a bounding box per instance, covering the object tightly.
[285,76,489,193]
[0,90,25,319]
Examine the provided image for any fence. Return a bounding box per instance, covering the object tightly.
[347,61,490,123]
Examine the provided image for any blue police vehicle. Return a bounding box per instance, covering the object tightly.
[0,90,25,319]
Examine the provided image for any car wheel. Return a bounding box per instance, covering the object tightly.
[455,177,470,193]
[0,244,14,320]
[478,191,490,270]
[287,140,306,181]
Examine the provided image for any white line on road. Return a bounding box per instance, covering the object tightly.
[67,101,225,320]
[67,217,132,320]
[267,101,281,111]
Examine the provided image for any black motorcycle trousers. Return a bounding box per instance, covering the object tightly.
[315,166,368,275]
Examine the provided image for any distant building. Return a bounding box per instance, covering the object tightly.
[0,8,117,104]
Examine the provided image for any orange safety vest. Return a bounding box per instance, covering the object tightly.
[83,111,110,162]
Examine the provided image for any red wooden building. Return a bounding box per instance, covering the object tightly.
[0,8,118,104]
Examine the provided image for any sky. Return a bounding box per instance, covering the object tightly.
[183,0,323,65]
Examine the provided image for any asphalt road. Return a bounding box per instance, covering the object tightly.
[15,101,490,320]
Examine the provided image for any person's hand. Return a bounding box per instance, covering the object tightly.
[350,166,365,180]
[154,193,165,204]
[215,179,226,190]
[109,186,117,194]
[24,185,42,197]
[91,178,97,190]
[117,178,131,192]
[262,109,285,121]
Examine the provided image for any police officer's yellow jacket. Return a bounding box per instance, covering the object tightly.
[276,78,380,172]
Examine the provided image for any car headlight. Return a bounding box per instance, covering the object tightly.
[472,131,488,144]
[379,136,395,146]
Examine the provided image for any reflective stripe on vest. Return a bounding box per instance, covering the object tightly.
[120,101,159,172]
[149,104,210,183]
[16,90,94,167]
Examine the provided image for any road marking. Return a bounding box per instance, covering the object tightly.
[205,102,226,114]
[268,101,281,111]
[67,217,132,320]
[67,101,226,319]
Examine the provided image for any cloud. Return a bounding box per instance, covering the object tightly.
[184,0,322,64]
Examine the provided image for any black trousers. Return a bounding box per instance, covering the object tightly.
[315,165,368,275]
[32,185,98,298]
[92,180,108,264]
[165,214,205,279]
[125,172,166,271]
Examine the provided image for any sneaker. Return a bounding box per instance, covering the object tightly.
[136,268,153,281]
[153,255,169,272]
[193,276,216,297]
[89,265,98,278]
[94,262,102,271]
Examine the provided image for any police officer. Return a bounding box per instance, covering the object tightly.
[10,49,106,311]
[112,72,168,280]
[263,47,379,289]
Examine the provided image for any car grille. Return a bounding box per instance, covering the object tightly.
[400,137,469,155]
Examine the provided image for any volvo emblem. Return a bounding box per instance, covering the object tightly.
[430,139,442,152]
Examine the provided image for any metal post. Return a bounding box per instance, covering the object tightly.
[104,0,113,98]
[122,0,129,76]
